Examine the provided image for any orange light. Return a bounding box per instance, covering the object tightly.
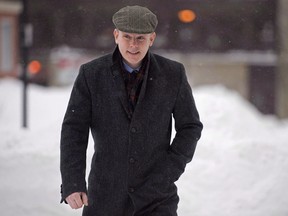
[178,9,196,23]
[28,60,42,74]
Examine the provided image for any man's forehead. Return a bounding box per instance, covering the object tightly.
[118,30,151,37]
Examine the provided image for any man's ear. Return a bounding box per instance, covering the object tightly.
[149,32,156,47]
[113,29,119,44]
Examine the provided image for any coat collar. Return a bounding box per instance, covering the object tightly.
[110,46,152,119]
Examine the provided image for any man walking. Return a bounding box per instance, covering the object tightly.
[60,5,203,216]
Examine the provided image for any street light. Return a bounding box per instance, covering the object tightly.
[20,0,33,128]
[178,9,197,23]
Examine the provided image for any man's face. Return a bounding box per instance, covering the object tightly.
[113,29,156,68]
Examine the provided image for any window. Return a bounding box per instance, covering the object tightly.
[0,17,13,73]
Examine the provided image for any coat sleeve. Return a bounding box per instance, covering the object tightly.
[60,65,91,202]
[167,63,203,181]
[151,63,203,184]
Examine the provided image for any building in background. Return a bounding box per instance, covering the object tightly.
[26,0,276,52]
[1,0,286,116]
[0,0,22,77]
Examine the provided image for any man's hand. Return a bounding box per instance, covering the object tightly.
[66,192,88,209]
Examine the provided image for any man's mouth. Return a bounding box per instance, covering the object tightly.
[127,51,140,55]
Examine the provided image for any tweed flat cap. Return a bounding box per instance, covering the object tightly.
[112,5,158,34]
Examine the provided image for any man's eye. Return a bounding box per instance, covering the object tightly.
[137,37,145,41]
[124,35,131,39]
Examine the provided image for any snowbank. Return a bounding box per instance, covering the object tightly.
[0,79,288,216]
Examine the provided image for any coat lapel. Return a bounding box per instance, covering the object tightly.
[132,52,162,117]
[110,48,160,120]
[111,63,132,119]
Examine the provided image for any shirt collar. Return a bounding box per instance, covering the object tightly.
[122,61,141,73]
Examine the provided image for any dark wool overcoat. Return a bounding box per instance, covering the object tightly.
[60,47,203,216]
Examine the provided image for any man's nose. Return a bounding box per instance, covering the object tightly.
[129,38,138,46]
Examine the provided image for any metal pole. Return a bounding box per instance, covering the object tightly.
[21,0,28,128]
[276,0,288,118]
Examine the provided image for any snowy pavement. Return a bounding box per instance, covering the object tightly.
[1,78,288,216]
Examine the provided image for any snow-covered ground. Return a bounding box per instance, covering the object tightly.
[1,78,288,216]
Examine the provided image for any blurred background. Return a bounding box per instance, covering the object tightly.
[0,0,288,118]
[1,1,288,216]
[0,0,287,119]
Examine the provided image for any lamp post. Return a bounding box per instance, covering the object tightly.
[20,0,33,128]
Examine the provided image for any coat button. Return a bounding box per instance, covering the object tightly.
[112,70,120,77]
[129,157,135,164]
[129,187,135,193]
[131,127,137,133]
